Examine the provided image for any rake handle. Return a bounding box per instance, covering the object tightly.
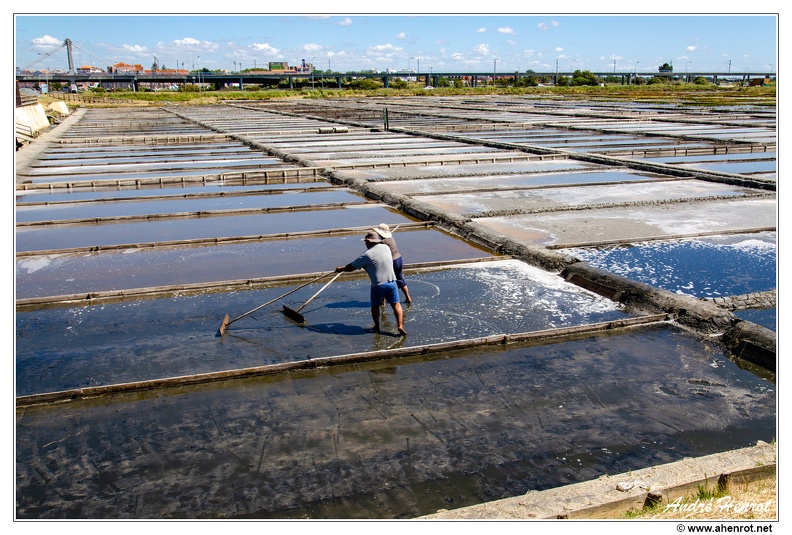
[227,271,334,326]
[295,272,343,313]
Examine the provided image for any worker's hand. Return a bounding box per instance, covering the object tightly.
[334,266,343,273]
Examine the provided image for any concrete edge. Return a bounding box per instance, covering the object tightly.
[421,441,776,520]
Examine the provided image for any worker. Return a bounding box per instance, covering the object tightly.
[373,223,412,304]
[335,231,407,336]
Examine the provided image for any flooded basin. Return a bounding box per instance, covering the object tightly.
[561,232,777,300]
[16,204,414,253]
[16,228,490,299]
[16,260,630,394]
[16,323,775,519]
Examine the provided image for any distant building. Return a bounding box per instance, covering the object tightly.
[110,62,144,74]
[77,65,105,74]
[268,61,313,73]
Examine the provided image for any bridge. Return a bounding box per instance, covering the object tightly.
[16,39,775,91]
[16,69,775,92]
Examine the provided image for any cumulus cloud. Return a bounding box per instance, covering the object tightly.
[686,45,697,51]
[498,27,516,34]
[170,37,219,52]
[477,27,486,33]
[367,43,404,58]
[338,17,353,27]
[32,35,62,48]
[555,47,564,52]
[538,22,548,30]
[122,44,147,53]
[396,32,406,39]
[301,43,323,53]
[251,43,280,56]
[474,43,490,55]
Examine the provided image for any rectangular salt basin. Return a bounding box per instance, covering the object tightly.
[15,204,412,253]
[476,198,777,247]
[15,182,333,205]
[376,169,669,195]
[16,227,492,299]
[16,188,365,224]
[15,259,630,394]
[418,179,762,215]
[16,322,775,519]
[559,232,776,299]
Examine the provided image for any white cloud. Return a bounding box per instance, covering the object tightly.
[170,37,219,52]
[301,43,323,53]
[32,35,62,48]
[338,17,353,27]
[555,47,564,52]
[368,43,404,58]
[474,43,490,55]
[174,37,201,47]
[477,27,487,33]
[552,21,560,28]
[506,40,516,46]
[251,43,280,56]
[498,27,516,35]
[686,45,697,52]
[538,23,548,31]
[122,44,147,53]
[396,32,406,40]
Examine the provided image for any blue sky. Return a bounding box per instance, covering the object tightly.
[14,12,778,75]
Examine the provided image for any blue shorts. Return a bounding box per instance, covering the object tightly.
[371,281,400,305]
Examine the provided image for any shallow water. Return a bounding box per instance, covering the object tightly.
[563,232,777,298]
[15,260,629,395]
[15,323,775,519]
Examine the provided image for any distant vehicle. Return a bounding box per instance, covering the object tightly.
[423,86,434,90]
[68,83,78,93]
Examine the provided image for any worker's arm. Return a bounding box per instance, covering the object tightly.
[335,264,356,273]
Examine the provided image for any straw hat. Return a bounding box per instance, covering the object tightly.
[362,231,382,243]
[373,223,392,239]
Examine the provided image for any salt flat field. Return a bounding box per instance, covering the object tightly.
[15,95,776,519]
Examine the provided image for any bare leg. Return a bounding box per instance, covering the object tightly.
[370,305,381,333]
[391,302,407,336]
[402,285,412,303]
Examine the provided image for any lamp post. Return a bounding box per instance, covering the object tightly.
[634,61,640,84]
[493,57,498,87]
